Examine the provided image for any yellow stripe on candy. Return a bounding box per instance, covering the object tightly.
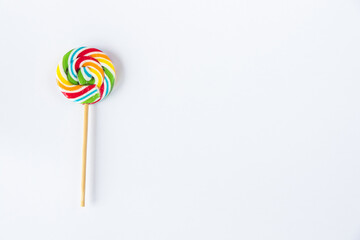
[87,67,103,88]
[56,65,73,86]
[97,58,115,73]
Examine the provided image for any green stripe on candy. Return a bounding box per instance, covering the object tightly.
[103,67,115,91]
[62,49,79,85]
[78,69,95,85]
[81,93,100,104]
[66,72,79,85]
[62,50,71,71]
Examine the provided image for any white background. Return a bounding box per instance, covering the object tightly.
[1,0,360,239]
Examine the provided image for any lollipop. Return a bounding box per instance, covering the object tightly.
[56,47,116,207]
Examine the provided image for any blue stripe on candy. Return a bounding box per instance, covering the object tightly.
[70,47,86,79]
[83,67,92,78]
[104,75,110,97]
[74,88,98,102]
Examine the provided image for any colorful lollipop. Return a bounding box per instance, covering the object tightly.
[56,47,116,207]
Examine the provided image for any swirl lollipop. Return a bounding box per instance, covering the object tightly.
[56,47,116,207]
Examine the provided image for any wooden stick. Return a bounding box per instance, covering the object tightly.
[81,104,89,207]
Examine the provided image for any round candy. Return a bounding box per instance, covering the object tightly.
[56,47,116,104]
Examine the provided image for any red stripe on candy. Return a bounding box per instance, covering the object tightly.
[74,56,100,71]
[78,48,102,58]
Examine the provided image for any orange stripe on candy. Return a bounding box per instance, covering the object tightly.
[82,62,104,77]
[57,79,83,91]
[91,53,111,61]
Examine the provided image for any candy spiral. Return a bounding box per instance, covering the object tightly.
[56,47,116,104]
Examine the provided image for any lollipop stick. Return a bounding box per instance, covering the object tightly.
[81,104,89,207]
